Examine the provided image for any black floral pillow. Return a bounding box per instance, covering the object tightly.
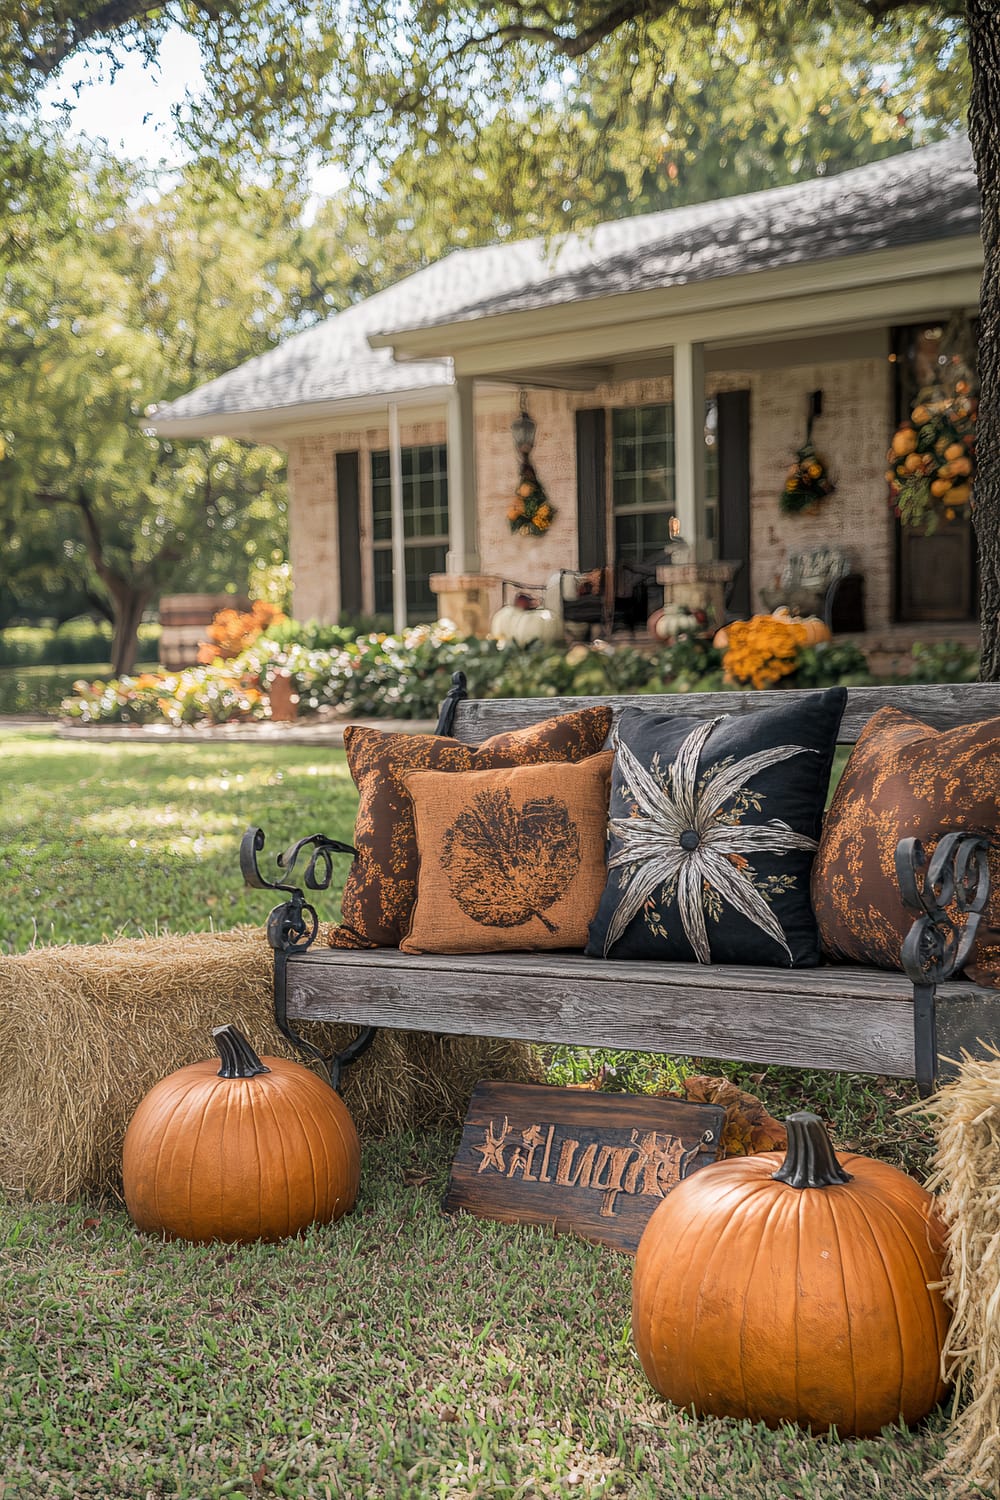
[586,690,846,967]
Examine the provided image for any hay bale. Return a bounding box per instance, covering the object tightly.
[0,928,538,1202]
[923,1049,1000,1494]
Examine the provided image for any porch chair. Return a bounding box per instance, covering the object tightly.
[759,546,864,631]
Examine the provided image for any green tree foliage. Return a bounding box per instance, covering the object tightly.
[0,0,987,663]
[0,152,303,671]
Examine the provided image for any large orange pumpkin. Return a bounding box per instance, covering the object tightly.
[632,1111,949,1437]
[123,1025,360,1243]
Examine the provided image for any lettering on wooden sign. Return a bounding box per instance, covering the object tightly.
[446,1081,725,1253]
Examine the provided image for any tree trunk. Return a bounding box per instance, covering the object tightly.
[110,587,152,677]
[968,1,1000,679]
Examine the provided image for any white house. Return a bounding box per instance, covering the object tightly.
[149,138,982,638]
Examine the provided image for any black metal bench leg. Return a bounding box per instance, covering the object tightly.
[912,982,937,1099]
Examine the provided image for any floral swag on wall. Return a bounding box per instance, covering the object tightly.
[507,391,557,537]
[780,390,835,516]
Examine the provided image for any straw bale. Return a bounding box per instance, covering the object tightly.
[0,927,538,1202]
[922,1048,1000,1494]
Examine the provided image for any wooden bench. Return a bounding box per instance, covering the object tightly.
[241,679,1000,1099]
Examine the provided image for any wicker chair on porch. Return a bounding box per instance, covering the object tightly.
[759,546,865,631]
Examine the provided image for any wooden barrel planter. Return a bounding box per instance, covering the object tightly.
[158,594,249,670]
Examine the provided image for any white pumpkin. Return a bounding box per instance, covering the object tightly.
[518,608,563,646]
[649,605,699,640]
[490,605,521,641]
[491,606,564,646]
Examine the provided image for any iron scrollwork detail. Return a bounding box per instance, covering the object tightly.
[895,831,991,1095]
[240,826,378,1092]
[896,832,991,985]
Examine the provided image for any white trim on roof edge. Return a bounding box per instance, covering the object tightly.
[146,384,455,440]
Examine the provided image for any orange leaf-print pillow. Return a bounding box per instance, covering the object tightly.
[401,753,613,954]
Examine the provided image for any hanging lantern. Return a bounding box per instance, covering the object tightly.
[511,390,537,458]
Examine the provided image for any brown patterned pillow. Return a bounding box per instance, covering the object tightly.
[329,707,613,949]
[401,753,613,954]
[811,706,1000,985]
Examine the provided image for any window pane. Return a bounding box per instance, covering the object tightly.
[406,544,447,619]
[704,396,719,547]
[638,404,668,439]
[611,408,638,444]
[612,404,674,555]
[373,548,393,616]
[615,508,673,563]
[372,443,449,545]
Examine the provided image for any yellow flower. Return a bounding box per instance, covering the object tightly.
[518,483,533,498]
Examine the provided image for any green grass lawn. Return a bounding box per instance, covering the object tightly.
[0,730,963,1498]
[1,729,359,951]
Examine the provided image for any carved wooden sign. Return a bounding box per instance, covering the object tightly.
[445,1080,725,1253]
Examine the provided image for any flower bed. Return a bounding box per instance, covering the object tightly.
[60,614,978,729]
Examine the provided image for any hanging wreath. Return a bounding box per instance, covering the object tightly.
[507,460,556,536]
[781,442,836,515]
[886,391,976,535]
[507,391,556,536]
[780,391,835,515]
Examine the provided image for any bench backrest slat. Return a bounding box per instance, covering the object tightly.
[452,682,1000,745]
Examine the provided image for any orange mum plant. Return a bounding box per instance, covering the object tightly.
[197,601,286,663]
[722,614,809,690]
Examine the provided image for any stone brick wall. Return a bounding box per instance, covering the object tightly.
[287,353,894,628]
[287,417,446,622]
[743,357,893,626]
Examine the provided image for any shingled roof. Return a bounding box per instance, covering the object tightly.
[376,137,978,339]
[149,137,978,433]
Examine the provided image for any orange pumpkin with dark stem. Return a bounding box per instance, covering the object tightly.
[123,1025,360,1243]
[632,1111,949,1437]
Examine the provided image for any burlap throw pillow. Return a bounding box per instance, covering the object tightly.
[329,706,613,949]
[401,752,613,954]
[812,706,1000,986]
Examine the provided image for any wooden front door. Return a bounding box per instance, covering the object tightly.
[893,323,978,623]
[898,512,976,622]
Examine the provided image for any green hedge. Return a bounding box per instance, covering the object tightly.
[0,663,159,716]
[0,621,161,667]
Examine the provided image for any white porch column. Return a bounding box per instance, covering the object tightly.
[445,376,481,574]
[388,401,407,634]
[673,340,712,562]
[430,374,496,634]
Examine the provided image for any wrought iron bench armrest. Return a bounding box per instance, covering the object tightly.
[241,826,377,1092]
[896,832,992,1096]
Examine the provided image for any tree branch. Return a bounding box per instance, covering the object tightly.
[25,0,231,80]
[477,0,964,56]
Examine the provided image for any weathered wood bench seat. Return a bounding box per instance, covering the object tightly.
[243,681,1000,1098]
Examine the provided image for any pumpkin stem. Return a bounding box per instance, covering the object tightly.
[772,1111,852,1189]
[212,1025,271,1079]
